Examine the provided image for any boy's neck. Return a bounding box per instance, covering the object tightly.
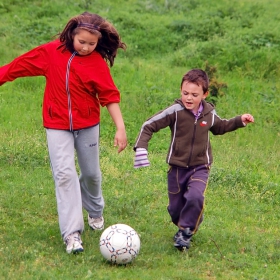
[191,102,203,117]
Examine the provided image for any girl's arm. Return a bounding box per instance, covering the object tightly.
[0,44,48,85]
[106,103,127,153]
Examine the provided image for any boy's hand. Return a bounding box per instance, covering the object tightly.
[134,148,150,168]
[241,114,254,125]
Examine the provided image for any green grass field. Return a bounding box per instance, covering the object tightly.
[0,0,279,279]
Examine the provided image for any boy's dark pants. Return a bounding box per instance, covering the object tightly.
[167,164,210,232]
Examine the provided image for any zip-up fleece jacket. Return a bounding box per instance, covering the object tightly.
[0,40,120,131]
[134,99,245,168]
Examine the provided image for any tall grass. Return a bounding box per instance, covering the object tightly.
[0,0,279,279]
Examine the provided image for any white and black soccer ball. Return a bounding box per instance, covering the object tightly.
[99,224,141,264]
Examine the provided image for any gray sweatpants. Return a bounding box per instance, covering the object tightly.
[46,126,104,240]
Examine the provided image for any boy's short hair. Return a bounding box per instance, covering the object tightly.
[181,69,209,93]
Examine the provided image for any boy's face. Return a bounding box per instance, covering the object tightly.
[180,82,209,113]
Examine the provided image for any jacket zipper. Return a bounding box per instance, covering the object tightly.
[187,118,197,167]
[66,52,77,131]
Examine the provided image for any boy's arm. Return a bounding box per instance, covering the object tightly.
[134,107,174,150]
[133,106,174,169]
[210,111,252,135]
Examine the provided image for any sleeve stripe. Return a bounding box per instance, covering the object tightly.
[134,103,184,148]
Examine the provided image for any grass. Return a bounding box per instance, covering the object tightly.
[0,0,280,279]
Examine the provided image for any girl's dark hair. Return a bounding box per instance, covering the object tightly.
[58,12,126,67]
[181,69,209,93]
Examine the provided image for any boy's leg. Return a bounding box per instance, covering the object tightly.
[178,165,209,232]
[167,166,186,226]
[74,125,104,220]
[46,129,84,240]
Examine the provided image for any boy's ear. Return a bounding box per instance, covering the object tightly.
[203,91,209,99]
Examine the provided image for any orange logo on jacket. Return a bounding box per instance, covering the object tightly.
[200,121,207,127]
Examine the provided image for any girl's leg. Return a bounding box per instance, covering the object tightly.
[46,129,84,240]
[74,125,104,219]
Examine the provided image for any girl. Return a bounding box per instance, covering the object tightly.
[0,12,127,254]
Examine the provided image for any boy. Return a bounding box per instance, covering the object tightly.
[133,69,254,251]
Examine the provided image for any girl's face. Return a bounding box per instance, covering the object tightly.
[181,82,209,113]
[73,29,99,56]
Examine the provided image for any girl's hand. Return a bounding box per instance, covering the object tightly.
[106,103,127,153]
[114,129,127,153]
[241,114,254,125]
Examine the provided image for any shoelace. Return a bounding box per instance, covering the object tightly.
[89,216,103,223]
[73,235,81,242]
[65,233,81,244]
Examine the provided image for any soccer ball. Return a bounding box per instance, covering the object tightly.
[99,224,141,264]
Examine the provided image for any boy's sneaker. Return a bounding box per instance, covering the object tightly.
[88,215,104,230]
[173,229,182,241]
[174,228,193,251]
[65,232,84,254]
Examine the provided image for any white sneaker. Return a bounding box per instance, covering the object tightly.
[88,215,104,230]
[65,232,84,254]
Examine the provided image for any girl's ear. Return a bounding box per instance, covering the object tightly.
[202,91,209,99]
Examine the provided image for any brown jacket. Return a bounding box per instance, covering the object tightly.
[134,99,244,168]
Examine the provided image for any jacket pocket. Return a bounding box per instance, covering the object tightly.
[48,105,52,118]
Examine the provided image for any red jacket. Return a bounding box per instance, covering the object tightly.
[0,40,121,131]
